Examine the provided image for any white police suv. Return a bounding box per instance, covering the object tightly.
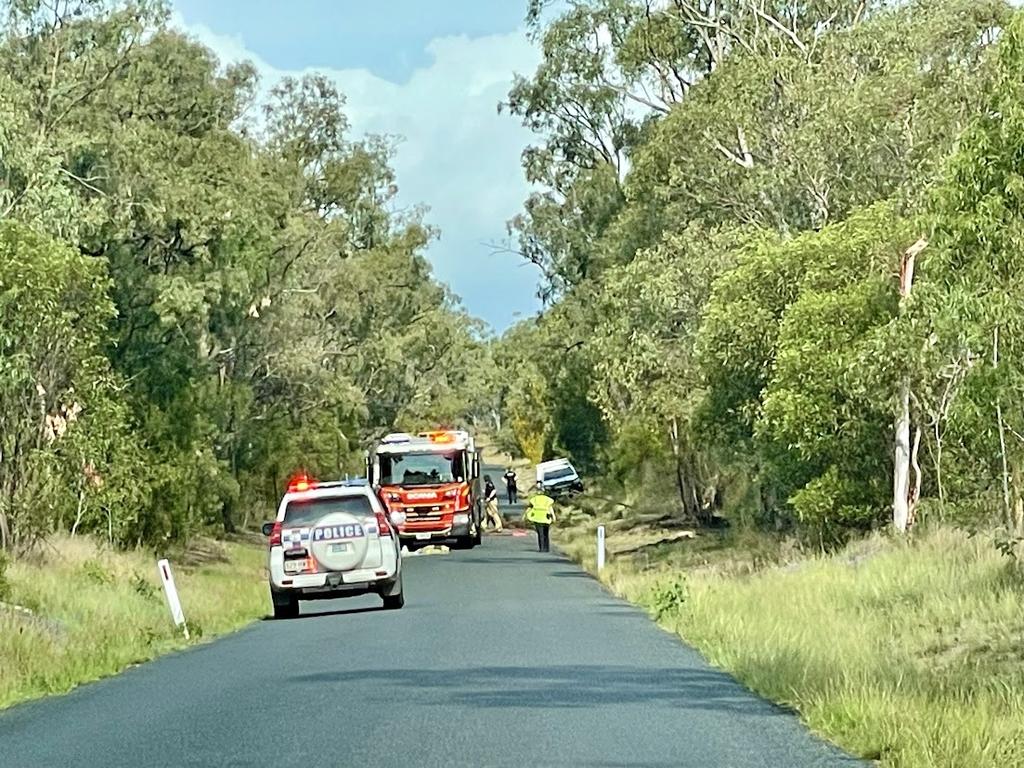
[262,474,404,619]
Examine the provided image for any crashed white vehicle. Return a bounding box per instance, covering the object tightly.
[535,458,584,498]
[262,475,404,619]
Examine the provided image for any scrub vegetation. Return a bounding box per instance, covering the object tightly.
[0,0,500,554]
[7,0,1024,759]
[0,535,267,709]
[0,0,503,709]
[495,2,1024,766]
[497,0,1024,548]
[556,515,1024,768]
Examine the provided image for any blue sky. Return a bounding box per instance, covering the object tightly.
[170,1,543,331]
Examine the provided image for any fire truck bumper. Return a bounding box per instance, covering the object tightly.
[449,514,472,537]
[400,514,472,543]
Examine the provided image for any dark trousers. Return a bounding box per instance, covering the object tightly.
[534,523,550,552]
[507,487,517,505]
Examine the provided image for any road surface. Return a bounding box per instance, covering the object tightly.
[0,535,861,768]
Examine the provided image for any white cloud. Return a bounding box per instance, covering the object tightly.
[172,12,543,331]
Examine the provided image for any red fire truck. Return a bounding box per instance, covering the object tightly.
[367,430,483,549]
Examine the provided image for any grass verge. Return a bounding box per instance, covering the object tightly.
[556,513,1024,768]
[0,534,268,710]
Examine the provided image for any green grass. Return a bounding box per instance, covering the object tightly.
[0,534,269,710]
[556,516,1024,768]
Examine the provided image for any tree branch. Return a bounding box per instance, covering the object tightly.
[749,3,807,55]
[599,77,671,114]
[711,126,754,169]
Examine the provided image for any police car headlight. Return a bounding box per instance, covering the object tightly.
[453,513,469,525]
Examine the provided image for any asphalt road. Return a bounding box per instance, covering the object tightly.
[0,535,861,768]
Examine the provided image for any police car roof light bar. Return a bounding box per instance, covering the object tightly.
[287,472,315,493]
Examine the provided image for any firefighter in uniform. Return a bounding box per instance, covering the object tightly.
[483,475,503,532]
[524,488,556,552]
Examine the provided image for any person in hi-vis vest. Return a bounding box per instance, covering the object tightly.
[523,488,556,552]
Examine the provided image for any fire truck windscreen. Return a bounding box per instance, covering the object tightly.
[379,452,466,486]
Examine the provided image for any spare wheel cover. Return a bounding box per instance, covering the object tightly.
[310,511,369,571]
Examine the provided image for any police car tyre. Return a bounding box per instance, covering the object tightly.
[271,592,299,620]
[381,574,404,609]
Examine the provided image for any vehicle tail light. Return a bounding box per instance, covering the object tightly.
[376,510,392,536]
[269,521,282,547]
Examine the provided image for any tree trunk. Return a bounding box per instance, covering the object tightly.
[221,497,237,535]
[893,380,912,533]
[908,426,922,529]
[1012,462,1024,537]
[993,327,1014,532]
[70,483,86,537]
[893,237,925,532]
[669,417,698,522]
[933,421,945,505]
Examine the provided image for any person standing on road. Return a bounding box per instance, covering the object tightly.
[503,467,518,505]
[524,487,556,552]
[484,475,503,532]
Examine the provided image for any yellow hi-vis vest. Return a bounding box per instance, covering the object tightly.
[525,494,555,524]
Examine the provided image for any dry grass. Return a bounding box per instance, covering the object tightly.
[556,517,1024,768]
[0,534,268,709]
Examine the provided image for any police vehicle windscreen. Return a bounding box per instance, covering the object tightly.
[380,452,464,486]
[284,496,373,526]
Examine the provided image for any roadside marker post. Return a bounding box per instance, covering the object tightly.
[597,525,606,572]
[156,559,190,640]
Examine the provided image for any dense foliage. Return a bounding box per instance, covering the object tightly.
[0,0,489,549]
[500,0,1024,544]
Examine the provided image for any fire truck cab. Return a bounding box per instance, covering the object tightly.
[367,430,483,549]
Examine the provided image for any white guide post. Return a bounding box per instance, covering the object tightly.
[157,558,190,640]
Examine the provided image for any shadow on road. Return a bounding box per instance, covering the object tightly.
[285,664,789,716]
[261,605,385,622]
[548,570,592,578]
[448,553,570,565]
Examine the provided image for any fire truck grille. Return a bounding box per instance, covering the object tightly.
[404,506,445,523]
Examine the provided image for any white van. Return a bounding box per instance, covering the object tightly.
[535,458,584,497]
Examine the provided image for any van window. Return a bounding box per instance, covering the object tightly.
[544,467,577,481]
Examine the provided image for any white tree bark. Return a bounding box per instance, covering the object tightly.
[893,380,912,533]
[993,327,1013,531]
[893,238,926,532]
